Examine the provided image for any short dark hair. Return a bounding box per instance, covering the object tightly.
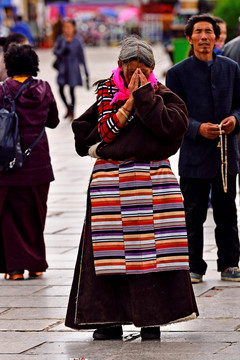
[185,14,220,39]
[64,19,76,28]
[214,16,226,26]
[4,44,39,77]
[2,32,28,53]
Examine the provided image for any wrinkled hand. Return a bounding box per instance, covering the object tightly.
[221,116,236,134]
[199,122,223,139]
[128,68,148,99]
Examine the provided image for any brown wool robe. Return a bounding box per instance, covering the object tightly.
[65,194,198,330]
[65,80,198,330]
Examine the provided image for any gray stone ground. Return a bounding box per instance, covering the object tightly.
[0,44,240,360]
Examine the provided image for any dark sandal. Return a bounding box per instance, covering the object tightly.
[4,270,24,280]
[28,272,43,278]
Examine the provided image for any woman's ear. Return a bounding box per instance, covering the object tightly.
[118,60,123,70]
[151,65,155,72]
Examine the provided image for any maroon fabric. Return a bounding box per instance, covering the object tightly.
[65,194,199,330]
[0,184,49,273]
[0,77,59,186]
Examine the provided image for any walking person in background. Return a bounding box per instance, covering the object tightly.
[11,15,34,45]
[0,44,59,280]
[166,14,240,284]
[0,32,29,82]
[213,17,227,55]
[53,19,89,121]
[52,14,63,44]
[65,35,198,341]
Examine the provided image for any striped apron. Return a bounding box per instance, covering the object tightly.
[90,159,189,276]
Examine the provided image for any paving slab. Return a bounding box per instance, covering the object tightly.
[0,307,66,319]
[0,296,68,308]
[0,319,60,331]
[23,336,237,358]
[163,318,240,332]
[0,332,47,354]
[0,285,44,296]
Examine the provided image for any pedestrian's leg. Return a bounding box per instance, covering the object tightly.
[68,86,75,121]
[180,177,210,275]
[59,84,70,117]
[69,86,75,109]
[211,170,240,272]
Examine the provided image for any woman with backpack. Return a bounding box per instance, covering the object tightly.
[0,44,59,280]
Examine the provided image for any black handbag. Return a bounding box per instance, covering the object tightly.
[53,57,60,70]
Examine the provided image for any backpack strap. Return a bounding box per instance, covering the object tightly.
[1,78,33,111]
[1,82,9,108]
[24,127,45,158]
[14,78,34,101]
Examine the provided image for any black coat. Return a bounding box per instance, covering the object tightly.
[166,54,240,178]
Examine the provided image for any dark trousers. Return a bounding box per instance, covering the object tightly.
[0,184,49,273]
[59,85,75,110]
[180,170,240,274]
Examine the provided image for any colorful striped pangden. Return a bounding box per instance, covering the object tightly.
[90,159,189,276]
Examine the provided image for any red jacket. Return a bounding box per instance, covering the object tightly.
[0,77,59,186]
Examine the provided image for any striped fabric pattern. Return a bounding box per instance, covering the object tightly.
[90,159,189,276]
[97,78,133,143]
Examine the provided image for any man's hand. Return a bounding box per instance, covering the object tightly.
[221,116,236,134]
[199,122,222,139]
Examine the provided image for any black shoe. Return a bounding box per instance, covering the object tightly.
[64,106,70,119]
[140,326,161,340]
[68,105,74,122]
[93,325,123,340]
[64,105,74,121]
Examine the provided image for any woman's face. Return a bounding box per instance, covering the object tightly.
[63,22,75,37]
[119,60,154,85]
[216,22,227,49]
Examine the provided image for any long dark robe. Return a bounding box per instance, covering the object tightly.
[65,193,198,330]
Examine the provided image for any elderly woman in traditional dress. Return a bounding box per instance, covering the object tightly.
[65,35,198,341]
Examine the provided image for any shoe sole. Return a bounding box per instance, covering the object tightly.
[221,277,240,282]
[93,335,122,340]
[191,278,202,284]
[141,335,160,340]
[4,275,24,280]
[29,272,43,278]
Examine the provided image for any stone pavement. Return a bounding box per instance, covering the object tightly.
[1,45,240,360]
